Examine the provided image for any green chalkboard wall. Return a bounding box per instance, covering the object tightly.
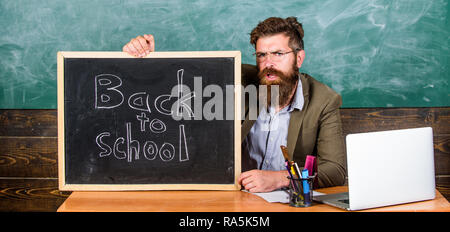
[0,0,449,108]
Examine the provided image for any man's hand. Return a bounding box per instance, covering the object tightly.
[122,34,155,57]
[238,170,290,193]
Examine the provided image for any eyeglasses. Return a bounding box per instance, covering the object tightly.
[253,50,297,62]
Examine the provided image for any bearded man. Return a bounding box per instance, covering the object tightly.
[123,17,347,193]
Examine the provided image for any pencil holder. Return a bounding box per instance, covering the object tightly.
[287,173,316,207]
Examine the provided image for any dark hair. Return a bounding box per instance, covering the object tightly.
[250,17,304,51]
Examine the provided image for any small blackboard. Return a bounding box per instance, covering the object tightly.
[57,51,241,190]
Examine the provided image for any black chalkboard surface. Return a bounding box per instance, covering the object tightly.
[57,52,241,190]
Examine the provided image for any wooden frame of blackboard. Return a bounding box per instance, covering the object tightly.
[57,51,241,191]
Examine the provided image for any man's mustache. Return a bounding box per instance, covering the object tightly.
[258,67,285,80]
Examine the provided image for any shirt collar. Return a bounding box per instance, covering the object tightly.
[266,76,305,115]
[287,78,304,112]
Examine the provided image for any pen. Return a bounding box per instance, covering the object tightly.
[293,162,303,194]
[280,145,290,162]
[293,162,302,179]
[281,146,303,196]
[290,166,297,177]
[285,161,298,192]
[281,146,297,190]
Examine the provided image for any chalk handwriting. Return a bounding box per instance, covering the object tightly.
[179,124,189,162]
[95,132,111,157]
[95,123,189,163]
[136,112,150,132]
[128,92,151,113]
[94,69,195,120]
[175,69,196,118]
[93,69,208,164]
[135,112,167,133]
[149,118,167,133]
[154,94,173,115]
[95,74,124,109]
[143,141,158,160]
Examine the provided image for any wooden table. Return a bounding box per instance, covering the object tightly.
[57,186,450,212]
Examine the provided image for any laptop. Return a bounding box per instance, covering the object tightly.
[313,127,436,211]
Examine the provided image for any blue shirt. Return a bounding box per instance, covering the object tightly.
[243,80,304,171]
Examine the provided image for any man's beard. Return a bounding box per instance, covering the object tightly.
[257,62,299,108]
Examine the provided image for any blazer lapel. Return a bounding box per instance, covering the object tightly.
[286,74,310,161]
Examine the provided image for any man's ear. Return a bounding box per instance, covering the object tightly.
[296,50,306,69]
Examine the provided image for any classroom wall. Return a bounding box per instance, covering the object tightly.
[0,0,449,108]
